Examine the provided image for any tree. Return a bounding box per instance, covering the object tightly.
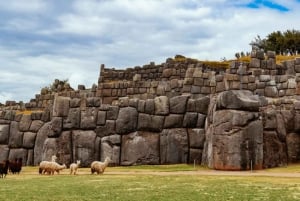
[251,29,300,54]
[249,35,266,51]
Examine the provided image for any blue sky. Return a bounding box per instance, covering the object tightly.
[246,0,289,11]
[0,0,300,103]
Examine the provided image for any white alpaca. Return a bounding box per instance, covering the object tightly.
[70,160,81,175]
[39,155,57,174]
[45,162,66,175]
[91,157,111,174]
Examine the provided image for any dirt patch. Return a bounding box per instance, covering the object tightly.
[105,170,300,178]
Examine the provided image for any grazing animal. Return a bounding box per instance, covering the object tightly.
[39,155,57,174]
[0,160,10,178]
[91,157,111,175]
[43,162,66,175]
[9,158,23,174]
[70,160,81,175]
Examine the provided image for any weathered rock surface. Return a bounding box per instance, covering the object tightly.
[0,124,9,144]
[80,107,98,129]
[217,90,266,111]
[121,131,160,165]
[137,114,164,132]
[101,134,121,166]
[53,96,70,117]
[263,131,287,168]
[72,130,97,167]
[286,133,300,162]
[9,121,23,148]
[208,110,263,170]
[19,115,32,131]
[160,128,188,164]
[116,107,138,134]
[154,96,169,115]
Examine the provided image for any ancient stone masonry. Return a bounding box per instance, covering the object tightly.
[1,52,300,170]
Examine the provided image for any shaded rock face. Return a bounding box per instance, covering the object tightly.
[0,124,9,144]
[116,107,138,134]
[121,131,160,165]
[34,122,52,165]
[201,90,268,170]
[286,133,300,163]
[261,109,288,168]
[160,128,188,164]
[72,130,97,167]
[210,110,263,170]
[263,131,287,168]
[101,134,121,166]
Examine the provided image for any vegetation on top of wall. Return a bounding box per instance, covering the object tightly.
[40,79,73,94]
[250,29,300,54]
[174,55,231,68]
[15,109,43,115]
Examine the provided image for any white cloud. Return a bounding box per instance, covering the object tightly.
[0,0,48,13]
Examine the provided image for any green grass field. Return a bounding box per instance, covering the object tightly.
[1,164,300,201]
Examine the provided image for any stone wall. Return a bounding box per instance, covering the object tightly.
[1,52,300,170]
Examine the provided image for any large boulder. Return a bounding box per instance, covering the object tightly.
[63,108,81,129]
[80,107,98,129]
[95,120,116,137]
[101,134,121,166]
[160,128,188,164]
[116,107,138,134]
[164,114,183,128]
[286,133,300,162]
[72,130,97,167]
[23,132,37,149]
[217,90,266,111]
[0,124,9,144]
[154,96,169,115]
[210,110,263,170]
[19,114,32,131]
[188,129,205,149]
[169,95,189,114]
[42,131,72,165]
[194,96,210,114]
[9,121,24,148]
[145,99,155,115]
[137,114,164,132]
[48,117,62,137]
[0,145,9,161]
[183,113,198,128]
[263,131,287,168]
[121,131,160,165]
[53,96,70,117]
[29,120,44,132]
[34,122,52,165]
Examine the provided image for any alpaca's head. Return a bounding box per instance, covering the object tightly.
[51,155,57,161]
[77,160,81,165]
[104,157,111,163]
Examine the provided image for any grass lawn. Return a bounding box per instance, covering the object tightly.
[1,164,300,201]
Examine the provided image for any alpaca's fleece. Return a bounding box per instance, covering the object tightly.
[43,162,66,175]
[39,161,50,174]
[39,155,58,174]
[70,160,80,175]
[91,157,111,175]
